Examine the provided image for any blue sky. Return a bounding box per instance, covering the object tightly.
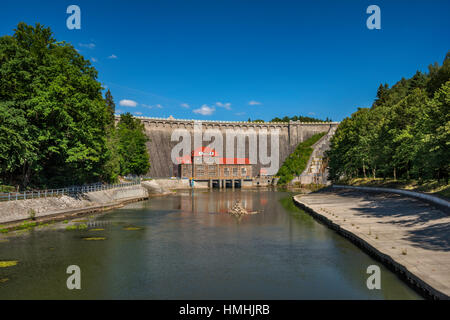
[1,0,449,121]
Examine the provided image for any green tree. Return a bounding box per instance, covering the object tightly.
[0,22,112,187]
[117,113,150,176]
[104,89,116,126]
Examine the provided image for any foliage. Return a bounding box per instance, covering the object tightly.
[0,23,113,187]
[327,52,450,183]
[276,132,326,185]
[247,115,331,123]
[0,23,151,188]
[116,113,150,176]
[271,115,332,123]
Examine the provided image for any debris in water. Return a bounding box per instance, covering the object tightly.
[228,200,258,216]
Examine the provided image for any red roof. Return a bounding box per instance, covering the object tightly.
[175,146,250,164]
[191,146,217,157]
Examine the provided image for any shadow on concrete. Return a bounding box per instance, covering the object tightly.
[319,188,450,252]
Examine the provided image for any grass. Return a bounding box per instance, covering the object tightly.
[338,178,450,200]
[276,132,327,185]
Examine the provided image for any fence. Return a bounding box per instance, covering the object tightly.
[0,180,141,202]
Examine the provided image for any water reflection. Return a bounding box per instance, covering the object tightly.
[0,190,422,300]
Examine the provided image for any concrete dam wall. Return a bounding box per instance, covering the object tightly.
[126,116,339,178]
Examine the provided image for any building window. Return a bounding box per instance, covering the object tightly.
[241,168,246,176]
[224,168,230,176]
[233,167,238,176]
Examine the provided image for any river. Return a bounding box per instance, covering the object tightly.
[0,189,421,299]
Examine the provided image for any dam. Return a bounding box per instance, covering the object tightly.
[122,116,339,178]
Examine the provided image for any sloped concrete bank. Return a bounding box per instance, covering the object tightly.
[293,188,450,300]
[0,185,150,228]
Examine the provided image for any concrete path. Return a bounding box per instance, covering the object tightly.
[294,188,450,299]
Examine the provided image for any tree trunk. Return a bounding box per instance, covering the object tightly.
[363,161,367,178]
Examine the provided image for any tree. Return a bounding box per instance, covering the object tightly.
[327,52,449,183]
[105,89,116,126]
[0,22,112,187]
[117,113,150,176]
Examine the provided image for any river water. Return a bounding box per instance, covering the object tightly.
[0,190,421,299]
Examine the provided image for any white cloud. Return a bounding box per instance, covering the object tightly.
[79,43,96,49]
[91,57,98,63]
[119,99,138,107]
[108,54,118,59]
[134,112,143,115]
[308,112,316,116]
[180,103,190,108]
[143,104,163,109]
[248,100,261,106]
[193,104,215,116]
[216,102,231,110]
[235,112,246,116]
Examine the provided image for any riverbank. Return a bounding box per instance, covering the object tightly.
[293,187,450,299]
[0,184,150,228]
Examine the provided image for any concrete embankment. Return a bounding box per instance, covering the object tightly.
[0,178,195,227]
[0,184,149,227]
[293,187,450,299]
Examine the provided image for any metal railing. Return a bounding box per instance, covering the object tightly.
[0,180,141,202]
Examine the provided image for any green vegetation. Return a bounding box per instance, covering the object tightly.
[0,261,18,268]
[77,223,88,230]
[270,115,332,123]
[0,23,150,189]
[248,115,331,123]
[276,132,326,185]
[339,178,450,200]
[28,209,36,220]
[16,221,36,231]
[83,237,106,241]
[65,223,87,231]
[327,52,450,185]
[0,185,15,192]
[116,113,150,176]
[123,226,142,231]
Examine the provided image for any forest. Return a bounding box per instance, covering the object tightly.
[327,52,449,184]
[0,23,149,189]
